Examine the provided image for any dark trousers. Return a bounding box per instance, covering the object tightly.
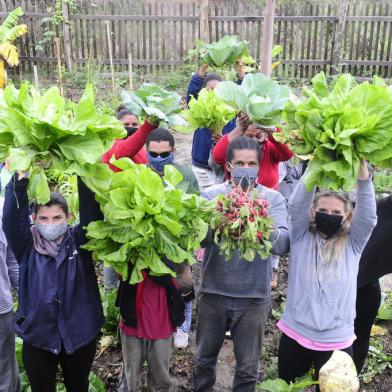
[193,293,271,392]
[278,333,353,391]
[353,280,382,373]
[22,339,96,392]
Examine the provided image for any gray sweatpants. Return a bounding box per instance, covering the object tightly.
[118,331,172,392]
[0,311,20,392]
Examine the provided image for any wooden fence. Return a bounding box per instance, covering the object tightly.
[3,0,392,79]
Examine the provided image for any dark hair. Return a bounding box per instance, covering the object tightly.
[202,72,222,88]
[226,136,262,163]
[146,128,175,149]
[33,192,69,216]
[116,108,137,121]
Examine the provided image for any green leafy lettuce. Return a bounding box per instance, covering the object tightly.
[175,88,236,134]
[282,72,392,191]
[121,83,185,128]
[187,35,255,68]
[215,73,291,126]
[0,82,125,203]
[83,160,213,284]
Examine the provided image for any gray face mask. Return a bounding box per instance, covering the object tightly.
[36,222,68,242]
[232,167,259,190]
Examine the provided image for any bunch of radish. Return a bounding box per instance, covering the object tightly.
[211,185,274,261]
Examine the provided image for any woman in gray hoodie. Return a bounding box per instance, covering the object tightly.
[277,161,377,386]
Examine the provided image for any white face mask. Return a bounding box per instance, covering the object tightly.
[35,222,68,242]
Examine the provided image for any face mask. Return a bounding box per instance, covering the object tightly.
[36,222,68,242]
[147,152,174,173]
[315,212,344,238]
[232,167,259,190]
[124,126,138,138]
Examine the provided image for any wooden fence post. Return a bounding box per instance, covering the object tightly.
[62,0,73,71]
[200,0,209,42]
[331,0,350,75]
[260,0,275,76]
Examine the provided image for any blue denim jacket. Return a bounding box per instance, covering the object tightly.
[3,176,104,354]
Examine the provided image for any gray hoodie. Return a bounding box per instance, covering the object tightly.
[0,199,18,315]
[200,182,289,299]
[281,177,377,343]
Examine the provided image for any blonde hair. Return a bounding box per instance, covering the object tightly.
[309,191,353,263]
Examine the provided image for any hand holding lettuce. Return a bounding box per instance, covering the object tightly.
[83,160,213,284]
[282,72,392,191]
[0,82,125,203]
[215,73,291,127]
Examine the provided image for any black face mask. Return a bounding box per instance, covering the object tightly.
[124,126,138,138]
[315,211,344,238]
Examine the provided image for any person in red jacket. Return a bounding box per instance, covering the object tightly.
[212,114,293,190]
[102,118,158,171]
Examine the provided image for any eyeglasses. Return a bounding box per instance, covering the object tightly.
[148,151,172,158]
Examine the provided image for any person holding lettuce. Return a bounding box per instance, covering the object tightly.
[193,136,289,392]
[212,113,293,190]
[2,173,104,392]
[187,62,245,189]
[277,161,377,388]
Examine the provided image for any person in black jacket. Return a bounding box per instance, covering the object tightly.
[353,195,392,373]
[2,172,104,392]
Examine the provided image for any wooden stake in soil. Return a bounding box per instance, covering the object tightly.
[260,0,276,77]
[55,38,64,96]
[128,51,134,90]
[106,21,116,94]
[87,39,94,84]
[33,65,40,92]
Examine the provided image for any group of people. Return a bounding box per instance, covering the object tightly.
[0,64,391,392]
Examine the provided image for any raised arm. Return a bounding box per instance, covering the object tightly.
[350,162,377,253]
[268,192,289,256]
[72,177,104,246]
[288,174,316,241]
[186,65,208,103]
[2,174,33,261]
[266,132,294,163]
[102,121,156,170]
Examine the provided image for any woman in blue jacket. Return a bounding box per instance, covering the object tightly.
[3,172,104,392]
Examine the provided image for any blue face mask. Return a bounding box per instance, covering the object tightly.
[232,166,259,190]
[147,152,174,173]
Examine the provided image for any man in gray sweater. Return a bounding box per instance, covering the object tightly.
[0,198,20,392]
[193,137,289,392]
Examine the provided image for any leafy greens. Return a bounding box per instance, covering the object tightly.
[282,72,392,191]
[83,160,213,284]
[175,88,236,134]
[0,82,125,203]
[215,73,291,126]
[121,83,185,128]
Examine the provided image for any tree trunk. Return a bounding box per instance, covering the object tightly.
[260,0,275,77]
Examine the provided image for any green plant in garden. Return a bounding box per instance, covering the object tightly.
[281,71,392,191]
[258,373,317,391]
[377,292,392,321]
[0,82,125,203]
[83,161,213,284]
[101,287,120,337]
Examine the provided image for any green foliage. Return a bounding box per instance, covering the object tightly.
[0,82,125,203]
[101,287,120,336]
[361,336,392,384]
[187,35,255,68]
[258,374,317,392]
[175,88,236,134]
[377,292,392,321]
[282,71,392,191]
[121,83,184,127]
[215,73,291,126]
[83,161,213,284]
[373,171,392,194]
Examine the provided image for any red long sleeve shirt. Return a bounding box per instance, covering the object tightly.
[212,132,293,190]
[102,121,156,172]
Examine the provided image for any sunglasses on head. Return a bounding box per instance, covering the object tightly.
[149,151,172,158]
